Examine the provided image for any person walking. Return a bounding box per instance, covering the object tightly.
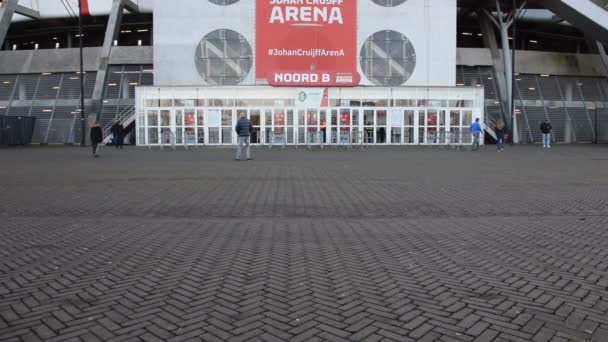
[495,119,505,152]
[111,121,124,149]
[235,114,253,161]
[540,120,552,148]
[470,118,482,151]
[90,122,103,158]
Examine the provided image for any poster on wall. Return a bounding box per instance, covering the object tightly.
[295,88,329,107]
[256,0,360,87]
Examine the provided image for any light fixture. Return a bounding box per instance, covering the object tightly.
[55,43,60,49]
[456,83,464,86]
[2,81,10,84]
[114,40,118,46]
[137,29,149,32]
[578,83,583,86]
[42,109,53,112]
[75,34,84,37]
[120,30,132,33]
[529,40,538,44]
[52,37,58,40]
[143,69,154,73]
[516,78,522,81]
[508,37,513,40]
[52,86,60,90]
[129,82,138,86]
[487,77,492,80]
[108,83,118,86]
[41,72,52,76]
[70,77,79,80]
[462,32,473,36]
[138,40,142,46]
[12,44,16,50]
[540,74,550,77]
[528,87,536,91]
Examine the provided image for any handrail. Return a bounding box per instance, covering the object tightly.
[103,105,135,137]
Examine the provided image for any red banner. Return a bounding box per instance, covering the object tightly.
[80,0,90,16]
[256,0,359,87]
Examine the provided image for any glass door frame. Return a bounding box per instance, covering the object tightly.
[140,105,479,147]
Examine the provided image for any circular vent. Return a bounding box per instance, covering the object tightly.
[208,0,240,5]
[370,0,408,7]
[195,29,253,86]
[360,30,416,86]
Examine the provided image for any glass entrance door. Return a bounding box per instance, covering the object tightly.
[361,108,388,144]
[268,109,287,145]
[376,109,387,144]
[250,109,261,144]
[305,109,320,144]
[338,109,351,144]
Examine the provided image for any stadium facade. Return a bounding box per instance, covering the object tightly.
[0,0,607,146]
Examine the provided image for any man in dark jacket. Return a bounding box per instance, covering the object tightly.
[90,122,103,157]
[235,115,253,161]
[111,121,124,149]
[540,120,552,148]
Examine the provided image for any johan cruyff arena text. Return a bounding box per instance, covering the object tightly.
[139,0,483,146]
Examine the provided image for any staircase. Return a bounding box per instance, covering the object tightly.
[102,105,135,144]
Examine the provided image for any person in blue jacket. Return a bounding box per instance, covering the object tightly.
[470,118,482,151]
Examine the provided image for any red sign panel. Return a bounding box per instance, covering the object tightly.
[256,0,359,87]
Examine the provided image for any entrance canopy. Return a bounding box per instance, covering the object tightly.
[135,86,485,146]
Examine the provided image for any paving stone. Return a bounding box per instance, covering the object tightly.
[0,146,607,342]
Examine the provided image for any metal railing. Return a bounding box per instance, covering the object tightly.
[102,105,134,139]
[268,131,287,149]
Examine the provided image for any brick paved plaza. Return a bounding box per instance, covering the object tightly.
[1,145,608,342]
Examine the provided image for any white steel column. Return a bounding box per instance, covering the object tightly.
[0,0,40,48]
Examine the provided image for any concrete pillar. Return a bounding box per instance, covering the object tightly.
[0,0,18,48]
[565,84,573,102]
[0,0,39,47]
[565,116,572,143]
[91,0,139,123]
[480,9,511,133]
[121,77,130,99]
[18,82,26,100]
[597,41,608,76]
[498,21,513,118]
[67,32,73,48]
